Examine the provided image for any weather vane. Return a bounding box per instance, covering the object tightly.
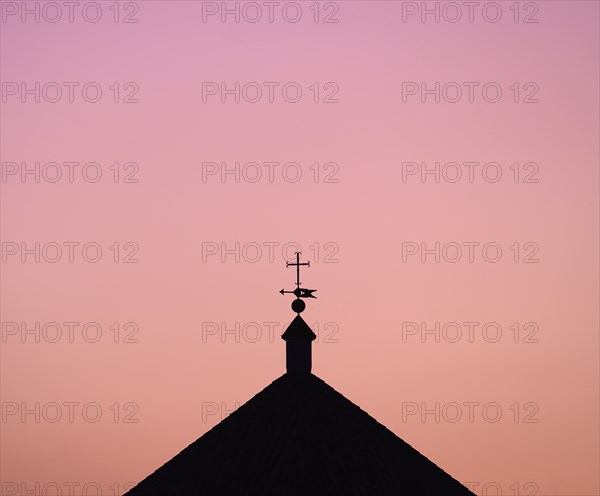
[279,252,317,314]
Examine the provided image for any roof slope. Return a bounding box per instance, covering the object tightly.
[126,373,474,496]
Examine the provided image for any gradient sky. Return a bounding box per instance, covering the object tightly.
[1,1,599,495]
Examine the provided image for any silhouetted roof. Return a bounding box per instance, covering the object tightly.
[281,315,317,341]
[126,373,474,495]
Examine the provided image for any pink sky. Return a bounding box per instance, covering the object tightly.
[1,1,599,495]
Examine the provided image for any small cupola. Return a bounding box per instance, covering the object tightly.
[279,252,318,374]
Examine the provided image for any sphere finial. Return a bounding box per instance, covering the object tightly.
[291,299,306,314]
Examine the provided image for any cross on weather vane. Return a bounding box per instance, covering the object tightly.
[279,252,317,314]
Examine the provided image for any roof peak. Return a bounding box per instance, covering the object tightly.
[125,371,475,495]
[281,315,317,342]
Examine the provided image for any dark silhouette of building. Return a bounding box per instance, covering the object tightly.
[126,253,475,495]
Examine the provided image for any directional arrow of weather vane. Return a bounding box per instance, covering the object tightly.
[279,252,317,299]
